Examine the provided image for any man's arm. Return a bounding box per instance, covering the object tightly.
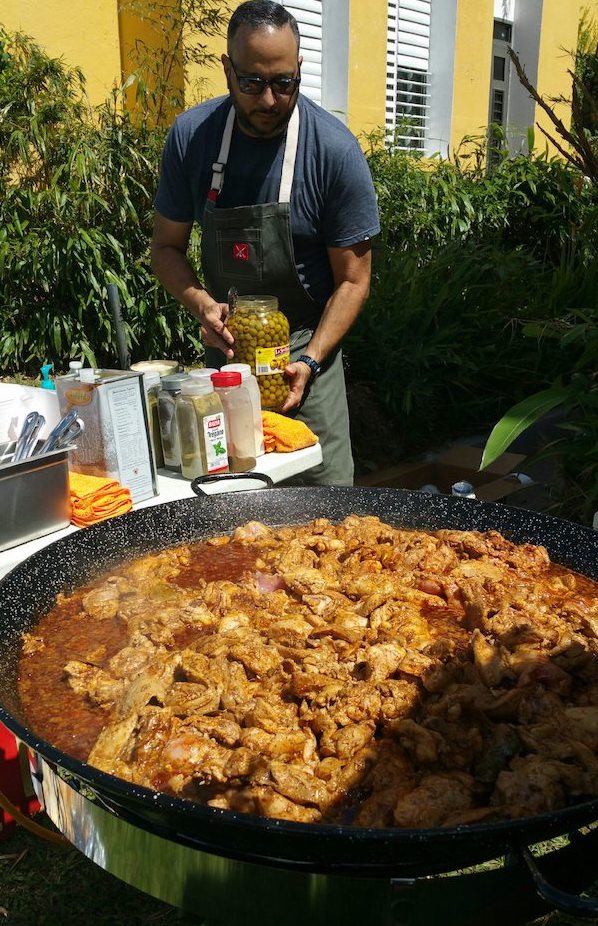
[279,239,372,413]
[151,212,234,359]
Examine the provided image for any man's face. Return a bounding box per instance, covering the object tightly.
[223,24,302,138]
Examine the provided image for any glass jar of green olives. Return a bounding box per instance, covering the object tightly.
[227,296,290,410]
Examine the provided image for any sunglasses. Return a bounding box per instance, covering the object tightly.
[228,57,301,97]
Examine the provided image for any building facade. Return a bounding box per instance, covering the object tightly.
[3,0,596,156]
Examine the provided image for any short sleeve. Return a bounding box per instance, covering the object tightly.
[322,141,380,248]
[154,120,195,223]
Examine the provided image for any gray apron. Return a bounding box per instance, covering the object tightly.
[200,104,354,486]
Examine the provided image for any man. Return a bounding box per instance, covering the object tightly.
[151,0,379,485]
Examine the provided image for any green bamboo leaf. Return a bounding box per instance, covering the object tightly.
[479,386,571,471]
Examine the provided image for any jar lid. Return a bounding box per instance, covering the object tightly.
[189,367,219,380]
[161,372,191,391]
[236,295,278,310]
[211,371,242,388]
[180,379,213,396]
[222,363,250,379]
[131,359,179,376]
[143,371,162,388]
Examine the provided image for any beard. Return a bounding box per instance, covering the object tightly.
[228,80,298,139]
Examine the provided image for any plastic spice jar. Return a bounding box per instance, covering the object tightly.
[130,359,179,377]
[175,379,229,481]
[157,372,190,471]
[226,295,290,410]
[188,367,219,381]
[142,371,164,469]
[211,371,256,473]
[221,362,265,457]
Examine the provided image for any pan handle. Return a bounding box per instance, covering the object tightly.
[520,844,598,917]
[191,472,274,496]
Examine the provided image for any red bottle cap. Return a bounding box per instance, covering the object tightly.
[211,371,242,387]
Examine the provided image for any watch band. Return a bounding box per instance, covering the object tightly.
[297,354,322,378]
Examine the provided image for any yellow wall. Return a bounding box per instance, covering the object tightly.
[535,0,582,153]
[119,0,186,123]
[2,0,593,154]
[346,0,387,138]
[450,0,494,153]
[581,0,598,27]
[3,0,121,107]
[184,12,229,104]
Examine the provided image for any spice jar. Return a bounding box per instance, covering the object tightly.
[142,371,164,469]
[211,371,256,473]
[188,367,219,382]
[221,362,265,457]
[226,295,290,410]
[157,372,190,471]
[176,380,229,480]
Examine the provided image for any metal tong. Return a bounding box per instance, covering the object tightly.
[13,412,46,462]
[38,410,84,454]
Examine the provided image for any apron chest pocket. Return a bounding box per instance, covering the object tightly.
[216,228,263,281]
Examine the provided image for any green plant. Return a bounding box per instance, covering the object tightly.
[345,238,569,455]
[0,27,206,375]
[480,295,598,525]
[119,0,229,123]
[346,131,596,458]
[477,29,598,524]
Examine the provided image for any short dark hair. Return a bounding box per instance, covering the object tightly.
[228,1,300,50]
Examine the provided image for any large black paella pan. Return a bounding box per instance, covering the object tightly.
[1,487,598,923]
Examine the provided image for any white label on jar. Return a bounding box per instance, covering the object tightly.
[202,413,229,473]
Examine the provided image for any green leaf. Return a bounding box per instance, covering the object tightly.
[479,386,572,470]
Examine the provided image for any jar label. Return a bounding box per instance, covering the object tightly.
[255,344,290,376]
[202,413,229,473]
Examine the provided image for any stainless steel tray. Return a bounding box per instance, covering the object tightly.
[0,443,71,552]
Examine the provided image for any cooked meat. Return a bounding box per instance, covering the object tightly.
[64,660,125,708]
[18,516,598,830]
[393,772,477,827]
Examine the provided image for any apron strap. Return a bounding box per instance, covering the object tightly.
[278,105,299,204]
[208,106,236,201]
[208,104,300,204]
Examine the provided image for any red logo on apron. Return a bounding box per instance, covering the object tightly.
[233,243,249,261]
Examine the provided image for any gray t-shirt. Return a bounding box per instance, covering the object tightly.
[155,94,380,309]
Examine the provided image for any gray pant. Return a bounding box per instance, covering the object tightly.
[285,328,354,487]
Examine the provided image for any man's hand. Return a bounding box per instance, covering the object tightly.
[152,212,235,358]
[278,360,312,413]
[197,296,235,359]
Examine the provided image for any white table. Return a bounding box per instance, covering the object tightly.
[0,444,322,581]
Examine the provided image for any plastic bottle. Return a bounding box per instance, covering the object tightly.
[142,371,164,469]
[176,380,229,480]
[221,362,265,457]
[211,371,256,473]
[188,367,219,382]
[226,295,290,409]
[157,372,190,471]
[40,363,56,390]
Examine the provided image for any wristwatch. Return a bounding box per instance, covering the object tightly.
[297,354,322,379]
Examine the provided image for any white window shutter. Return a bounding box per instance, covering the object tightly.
[387,0,432,152]
[283,2,322,105]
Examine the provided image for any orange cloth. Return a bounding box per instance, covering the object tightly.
[261,411,319,453]
[69,471,133,527]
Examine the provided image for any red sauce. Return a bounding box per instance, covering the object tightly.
[17,540,260,759]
